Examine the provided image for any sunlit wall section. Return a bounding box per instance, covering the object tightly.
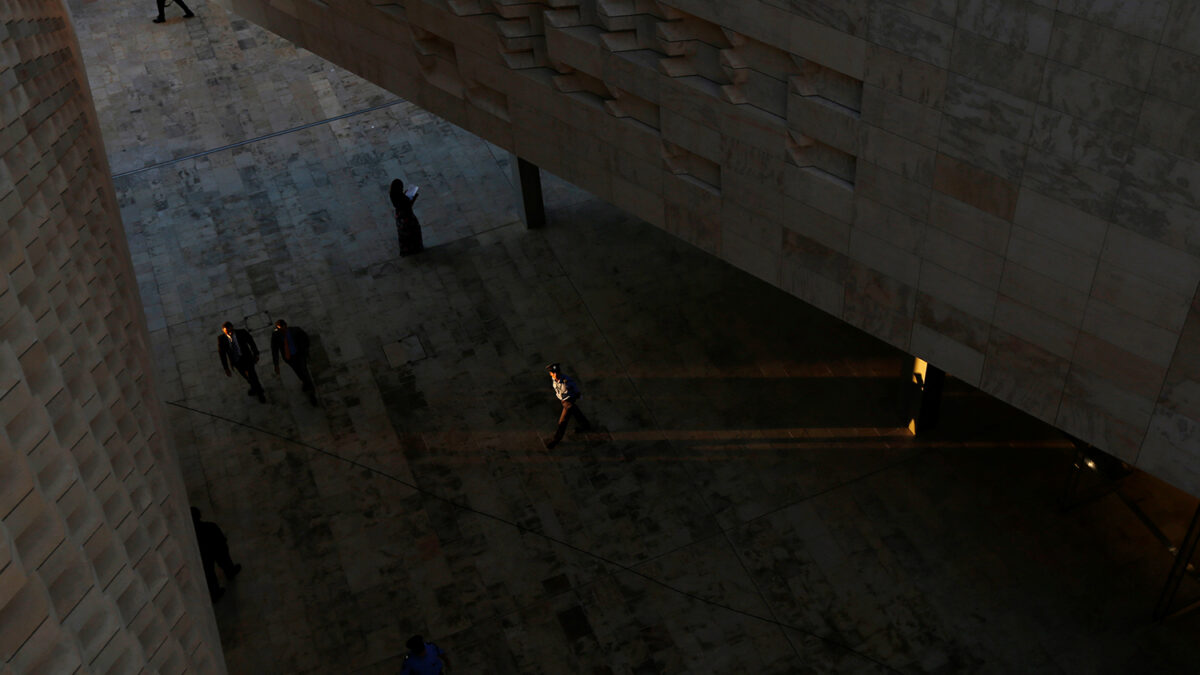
[1,2,225,671]
[216,0,1200,496]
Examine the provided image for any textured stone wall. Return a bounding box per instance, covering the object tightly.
[217,0,1200,496]
[1,2,225,672]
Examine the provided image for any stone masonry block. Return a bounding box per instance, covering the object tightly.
[721,198,781,250]
[993,293,1078,361]
[1005,225,1097,294]
[860,84,941,148]
[781,258,845,318]
[854,195,923,252]
[979,326,1068,421]
[129,604,169,658]
[782,162,853,222]
[9,490,66,570]
[922,221,1005,291]
[39,538,91,618]
[1081,298,1180,369]
[932,154,1017,221]
[1100,225,1200,300]
[8,618,82,675]
[88,627,141,675]
[848,227,920,288]
[1072,332,1168,401]
[1048,11,1157,89]
[949,27,1043,99]
[83,526,126,591]
[1090,262,1192,334]
[721,164,783,221]
[868,4,952,68]
[1039,61,1143,133]
[927,190,1010,255]
[938,117,1027,184]
[858,160,930,221]
[787,92,858,156]
[1020,146,1118,219]
[0,578,50,661]
[58,481,104,547]
[857,124,933,186]
[1027,107,1131,181]
[1012,188,1107,257]
[783,195,851,254]
[999,261,1088,328]
[721,227,780,287]
[1056,387,1144,463]
[28,435,75,501]
[610,173,664,225]
[918,260,997,322]
[1163,2,1200,57]
[1057,0,1172,42]
[789,15,867,80]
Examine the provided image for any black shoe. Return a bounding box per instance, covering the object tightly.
[228,564,242,579]
[543,439,558,449]
[183,11,195,17]
[153,16,165,22]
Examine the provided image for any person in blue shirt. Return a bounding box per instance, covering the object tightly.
[400,635,447,675]
[270,319,318,406]
[544,363,591,449]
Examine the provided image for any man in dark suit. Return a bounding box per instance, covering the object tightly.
[270,319,317,405]
[218,321,265,402]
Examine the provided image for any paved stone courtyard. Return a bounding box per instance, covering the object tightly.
[70,0,1200,672]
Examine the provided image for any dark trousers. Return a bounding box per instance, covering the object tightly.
[201,545,236,593]
[234,361,264,395]
[156,0,193,18]
[284,357,314,391]
[397,215,423,256]
[553,398,590,442]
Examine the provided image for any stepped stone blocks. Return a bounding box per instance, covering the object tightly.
[1,1,225,672]
[221,0,1199,496]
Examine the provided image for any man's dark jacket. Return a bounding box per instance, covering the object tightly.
[270,326,310,367]
[217,328,259,371]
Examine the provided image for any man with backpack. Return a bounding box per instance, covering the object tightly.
[543,363,591,449]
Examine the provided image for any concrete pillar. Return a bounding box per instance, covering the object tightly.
[907,358,944,436]
[512,155,546,228]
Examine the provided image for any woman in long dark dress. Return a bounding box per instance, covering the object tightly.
[390,178,423,256]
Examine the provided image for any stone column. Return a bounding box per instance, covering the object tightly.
[511,155,546,229]
[907,358,945,436]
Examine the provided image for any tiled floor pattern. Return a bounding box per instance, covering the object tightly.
[69,1,1200,672]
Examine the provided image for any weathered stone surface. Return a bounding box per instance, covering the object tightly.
[1,1,224,672]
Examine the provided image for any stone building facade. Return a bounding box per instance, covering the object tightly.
[218,0,1200,498]
[1,2,225,672]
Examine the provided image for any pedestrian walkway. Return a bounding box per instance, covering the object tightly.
[70,0,1200,672]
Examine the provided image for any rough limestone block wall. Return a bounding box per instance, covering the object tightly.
[1,2,225,672]
[218,0,1200,497]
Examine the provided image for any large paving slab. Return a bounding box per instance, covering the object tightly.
[69,0,1200,672]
